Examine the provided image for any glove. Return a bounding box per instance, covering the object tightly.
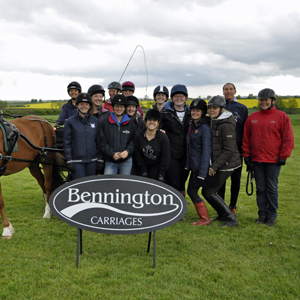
[158,175,165,183]
[277,158,286,166]
[67,163,76,172]
[96,161,104,174]
[244,157,252,172]
[141,172,148,177]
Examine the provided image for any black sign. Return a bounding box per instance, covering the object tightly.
[49,175,187,235]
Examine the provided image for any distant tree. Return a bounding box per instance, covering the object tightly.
[274,97,286,112]
[247,94,256,99]
[236,95,241,99]
[39,99,43,103]
[206,95,212,100]
[31,99,38,103]
[286,98,298,114]
[0,100,8,109]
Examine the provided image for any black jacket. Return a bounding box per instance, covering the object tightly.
[64,113,101,164]
[160,102,191,159]
[100,113,135,163]
[133,128,170,175]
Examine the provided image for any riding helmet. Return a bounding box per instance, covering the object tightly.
[76,93,92,106]
[170,84,188,98]
[67,81,82,94]
[153,85,169,99]
[88,84,105,97]
[257,88,276,100]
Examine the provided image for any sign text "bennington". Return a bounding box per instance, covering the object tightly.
[68,188,176,209]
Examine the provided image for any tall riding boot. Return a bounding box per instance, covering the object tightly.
[206,194,238,227]
[192,202,211,226]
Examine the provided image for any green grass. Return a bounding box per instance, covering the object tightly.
[0,119,299,300]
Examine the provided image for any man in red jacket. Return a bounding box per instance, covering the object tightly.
[242,88,294,226]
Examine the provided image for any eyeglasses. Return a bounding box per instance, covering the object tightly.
[173,95,185,99]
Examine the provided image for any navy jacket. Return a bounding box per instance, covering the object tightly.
[64,113,101,164]
[56,99,78,125]
[225,98,248,152]
[100,113,135,163]
[185,117,212,178]
[160,102,191,159]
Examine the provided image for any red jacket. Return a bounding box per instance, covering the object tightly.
[242,106,294,163]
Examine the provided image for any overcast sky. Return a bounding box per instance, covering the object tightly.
[0,0,299,100]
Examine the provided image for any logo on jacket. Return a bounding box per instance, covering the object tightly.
[143,145,156,160]
[90,123,96,128]
[123,130,130,134]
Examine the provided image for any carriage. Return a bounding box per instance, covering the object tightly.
[0,113,67,239]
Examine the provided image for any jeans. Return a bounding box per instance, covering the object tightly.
[252,162,281,220]
[104,157,132,175]
[72,161,97,180]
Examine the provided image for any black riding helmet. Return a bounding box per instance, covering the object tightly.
[153,85,169,100]
[208,96,226,108]
[76,93,93,107]
[88,84,105,97]
[111,94,128,106]
[190,99,207,115]
[257,88,276,100]
[67,81,82,94]
[145,109,161,121]
[126,96,139,107]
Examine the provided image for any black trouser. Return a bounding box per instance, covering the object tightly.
[202,171,233,201]
[218,164,242,209]
[166,156,189,192]
[187,171,204,204]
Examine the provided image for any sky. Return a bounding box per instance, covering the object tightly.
[0,0,300,101]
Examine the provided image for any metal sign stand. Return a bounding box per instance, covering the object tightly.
[76,229,156,268]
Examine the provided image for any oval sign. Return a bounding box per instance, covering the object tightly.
[49,175,187,235]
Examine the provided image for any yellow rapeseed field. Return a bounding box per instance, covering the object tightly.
[13,98,300,110]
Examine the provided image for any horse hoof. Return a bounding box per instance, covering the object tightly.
[2,226,13,239]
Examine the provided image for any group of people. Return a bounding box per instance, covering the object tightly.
[56,80,294,227]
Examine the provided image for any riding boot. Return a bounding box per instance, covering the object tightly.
[192,202,211,226]
[206,194,238,227]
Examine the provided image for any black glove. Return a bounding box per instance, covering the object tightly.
[96,161,104,174]
[244,157,252,172]
[141,172,148,177]
[277,158,286,166]
[67,163,76,172]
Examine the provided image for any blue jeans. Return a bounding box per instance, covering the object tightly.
[72,161,97,180]
[104,157,132,175]
[252,162,281,220]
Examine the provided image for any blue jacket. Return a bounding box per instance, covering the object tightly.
[56,99,78,125]
[185,118,211,178]
[63,113,101,164]
[225,98,248,152]
[100,113,135,163]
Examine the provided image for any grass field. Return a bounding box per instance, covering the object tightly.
[0,116,299,299]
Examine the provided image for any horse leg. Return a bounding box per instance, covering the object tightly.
[28,164,50,219]
[0,181,15,239]
[41,164,53,219]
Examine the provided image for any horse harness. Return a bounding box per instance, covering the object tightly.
[0,115,63,176]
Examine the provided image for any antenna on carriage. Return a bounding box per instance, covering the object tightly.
[119,45,149,98]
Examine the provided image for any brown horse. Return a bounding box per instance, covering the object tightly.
[0,115,65,239]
